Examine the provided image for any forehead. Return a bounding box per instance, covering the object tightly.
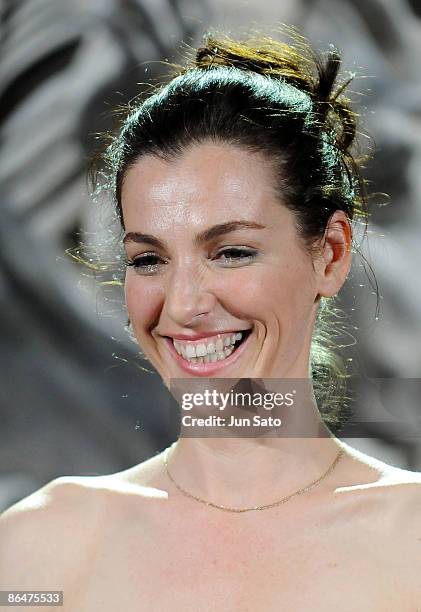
[120,142,284,231]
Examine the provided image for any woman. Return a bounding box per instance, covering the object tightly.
[1,30,420,611]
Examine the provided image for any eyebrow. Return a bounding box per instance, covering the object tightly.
[123,220,266,249]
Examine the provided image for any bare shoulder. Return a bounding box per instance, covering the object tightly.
[379,465,421,603]
[379,461,421,527]
[338,442,421,513]
[0,472,162,595]
[0,476,103,591]
[338,443,421,604]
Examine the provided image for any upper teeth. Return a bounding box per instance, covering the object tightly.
[173,332,243,361]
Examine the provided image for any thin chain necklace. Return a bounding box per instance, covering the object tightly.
[164,442,344,513]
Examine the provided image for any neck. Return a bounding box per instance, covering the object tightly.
[167,391,344,510]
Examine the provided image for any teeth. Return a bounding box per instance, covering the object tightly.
[215,338,224,352]
[206,342,216,355]
[186,344,196,359]
[195,343,207,357]
[172,330,247,364]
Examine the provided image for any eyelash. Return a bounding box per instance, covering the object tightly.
[124,247,258,274]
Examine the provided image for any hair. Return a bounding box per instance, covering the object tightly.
[91,27,370,431]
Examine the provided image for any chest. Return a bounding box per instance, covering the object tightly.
[69,506,410,612]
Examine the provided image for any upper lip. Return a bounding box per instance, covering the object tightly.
[161,330,250,341]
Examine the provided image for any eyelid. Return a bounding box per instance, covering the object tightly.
[213,246,259,265]
[214,246,258,257]
[124,251,166,270]
[216,245,258,252]
[127,250,159,257]
[125,250,164,262]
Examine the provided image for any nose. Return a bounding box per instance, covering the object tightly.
[162,263,216,327]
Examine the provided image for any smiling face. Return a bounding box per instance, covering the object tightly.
[121,141,328,386]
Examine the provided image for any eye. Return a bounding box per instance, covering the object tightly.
[124,252,166,275]
[214,247,258,266]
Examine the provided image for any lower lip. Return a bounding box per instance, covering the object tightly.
[164,333,251,376]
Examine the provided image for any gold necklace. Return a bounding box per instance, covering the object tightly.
[164,442,344,513]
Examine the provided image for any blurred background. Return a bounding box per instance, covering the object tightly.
[1,0,421,511]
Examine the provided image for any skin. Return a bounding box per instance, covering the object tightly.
[1,141,420,611]
[122,140,352,504]
[123,141,347,386]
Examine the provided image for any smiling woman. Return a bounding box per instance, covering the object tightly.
[121,142,333,386]
[107,32,361,429]
[1,27,421,612]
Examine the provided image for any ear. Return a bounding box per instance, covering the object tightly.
[315,210,352,299]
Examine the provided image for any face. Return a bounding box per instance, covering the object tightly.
[121,142,327,387]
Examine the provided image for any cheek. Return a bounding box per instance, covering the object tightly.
[212,262,316,324]
[254,262,318,331]
[280,269,318,339]
[207,271,269,321]
[125,274,163,331]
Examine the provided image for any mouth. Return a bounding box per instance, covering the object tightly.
[163,329,252,376]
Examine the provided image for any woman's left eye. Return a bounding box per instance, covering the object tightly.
[214,248,258,265]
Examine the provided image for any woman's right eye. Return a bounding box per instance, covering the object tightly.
[124,253,165,274]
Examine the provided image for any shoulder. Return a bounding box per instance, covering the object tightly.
[379,467,421,604]
[333,443,421,544]
[0,473,165,592]
[0,474,111,528]
[379,464,421,528]
[0,476,103,590]
[328,445,421,610]
[337,443,421,516]
[336,444,421,603]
